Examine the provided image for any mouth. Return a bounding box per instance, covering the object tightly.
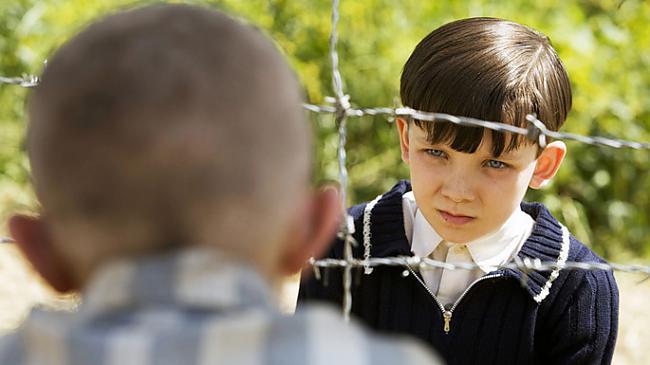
[437,209,475,225]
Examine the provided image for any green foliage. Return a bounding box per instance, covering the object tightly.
[1,0,649,260]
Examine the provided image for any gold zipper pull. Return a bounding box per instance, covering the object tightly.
[443,311,452,334]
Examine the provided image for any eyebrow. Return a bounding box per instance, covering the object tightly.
[489,147,534,161]
[411,123,535,159]
[416,135,528,160]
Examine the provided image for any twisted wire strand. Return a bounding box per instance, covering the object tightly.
[0,75,39,88]
[308,256,650,281]
[304,103,650,151]
[328,0,355,322]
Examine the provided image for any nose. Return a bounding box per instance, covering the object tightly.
[440,170,475,203]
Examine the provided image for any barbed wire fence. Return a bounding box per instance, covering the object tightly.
[1,0,650,321]
[304,0,650,320]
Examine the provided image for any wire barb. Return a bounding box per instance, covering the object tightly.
[525,115,548,148]
[0,75,39,88]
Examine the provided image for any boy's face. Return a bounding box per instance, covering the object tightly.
[397,119,564,244]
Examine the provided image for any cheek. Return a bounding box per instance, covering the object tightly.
[483,171,531,209]
[409,157,442,185]
[407,154,426,179]
[408,158,443,200]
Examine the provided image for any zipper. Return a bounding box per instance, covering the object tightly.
[443,311,452,333]
[405,266,502,334]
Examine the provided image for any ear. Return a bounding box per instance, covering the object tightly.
[279,186,341,275]
[8,214,79,293]
[396,117,411,164]
[529,141,566,189]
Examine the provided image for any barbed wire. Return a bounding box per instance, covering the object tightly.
[328,0,355,322]
[0,75,39,88]
[1,0,650,322]
[304,103,650,150]
[6,71,649,151]
[3,78,650,152]
[309,257,650,282]
[316,0,650,320]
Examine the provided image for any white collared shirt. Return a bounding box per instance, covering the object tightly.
[402,191,535,306]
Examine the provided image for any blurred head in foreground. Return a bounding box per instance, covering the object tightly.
[10,3,339,292]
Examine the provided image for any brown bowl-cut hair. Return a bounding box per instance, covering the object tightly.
[400,17,572,156]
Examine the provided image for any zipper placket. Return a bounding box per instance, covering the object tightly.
[406,266,502,334]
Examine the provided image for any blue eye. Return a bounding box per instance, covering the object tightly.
[425,149,446,158]
[485,160,508,169]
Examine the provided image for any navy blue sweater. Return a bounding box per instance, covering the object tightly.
[299,180,618,365]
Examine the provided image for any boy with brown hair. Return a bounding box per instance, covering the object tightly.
[300,17,618,364]
[0,4,440,364]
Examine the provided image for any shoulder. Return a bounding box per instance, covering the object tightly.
[547,235,619,310]
[564,235,617,301]
[347,180,411,220]
[525,202,618,302]
[531,234,619,363]
[293,304,441,365]
[519,202,619,304]
[0,333,24,365]
[522,201,611,265]
[521,201,606,263]
[345,180,412,259]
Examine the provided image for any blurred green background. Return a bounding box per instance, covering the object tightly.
[1,0,649,261]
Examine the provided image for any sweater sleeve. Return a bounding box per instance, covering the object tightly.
[538,268,619,365]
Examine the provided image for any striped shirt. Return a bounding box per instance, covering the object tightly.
[0,247,440,365]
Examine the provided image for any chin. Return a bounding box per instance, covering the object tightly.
[436,228,480,244]
[439,232,473,244]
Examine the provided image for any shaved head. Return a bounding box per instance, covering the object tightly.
[27,4,310,277]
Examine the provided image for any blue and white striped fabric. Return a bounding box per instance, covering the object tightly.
[0,248,439,365]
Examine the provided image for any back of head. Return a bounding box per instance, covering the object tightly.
[400,17,572,156]
[28,4,309,278]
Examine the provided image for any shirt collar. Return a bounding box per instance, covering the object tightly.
[404,191,534,273]
[466,208,534,273]
[410,209,444,257]
[80,247,274,319]
[404,191,445,257]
